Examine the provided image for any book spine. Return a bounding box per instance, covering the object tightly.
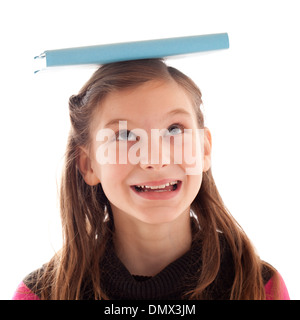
[44,33,229,67]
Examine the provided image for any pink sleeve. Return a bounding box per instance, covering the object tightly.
[12,282,40,300]
[264,273,290,300]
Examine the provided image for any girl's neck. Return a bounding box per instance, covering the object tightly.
[113,209,192,277]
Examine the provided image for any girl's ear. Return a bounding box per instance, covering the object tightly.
[203,127,212,172]
[77,147,100,186]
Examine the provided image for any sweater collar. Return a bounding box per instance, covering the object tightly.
[100,236,202,300]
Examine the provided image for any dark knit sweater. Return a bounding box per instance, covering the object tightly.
[22,233,273,300]
[97,235,235,300]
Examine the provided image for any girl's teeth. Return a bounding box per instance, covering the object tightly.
[136,181,178,190]
[149,184,169,189]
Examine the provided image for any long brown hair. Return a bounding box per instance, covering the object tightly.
[37,59,278,299]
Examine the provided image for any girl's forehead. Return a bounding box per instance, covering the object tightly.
[93,80,196,129]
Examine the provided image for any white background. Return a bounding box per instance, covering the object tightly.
[0,0,299,299]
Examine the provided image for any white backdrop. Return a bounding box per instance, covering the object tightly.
[0,0,299,299]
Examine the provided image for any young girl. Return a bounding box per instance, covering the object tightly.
[13,59,289,300]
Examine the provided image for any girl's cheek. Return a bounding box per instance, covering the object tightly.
[117,142,131,165]
[180,131,204,175]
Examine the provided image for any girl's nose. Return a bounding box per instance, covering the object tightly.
[139,162,168,171]
[139,134,170,171]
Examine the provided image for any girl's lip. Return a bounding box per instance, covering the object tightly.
[130,181,182,200]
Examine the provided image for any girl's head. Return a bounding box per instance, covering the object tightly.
[72,59,212,225]
[42,59,276,300]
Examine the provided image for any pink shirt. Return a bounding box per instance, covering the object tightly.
[264,273,290,300]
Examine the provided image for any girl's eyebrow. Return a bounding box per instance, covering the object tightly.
[104,118,131,128]
[167,108,192,117]
[103,108,192,128]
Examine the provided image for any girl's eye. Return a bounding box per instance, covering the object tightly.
[116,130,138,141]
[166,124,184,136]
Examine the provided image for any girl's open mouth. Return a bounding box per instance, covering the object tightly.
[130,180,182,200]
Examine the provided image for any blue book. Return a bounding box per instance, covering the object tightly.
[34,33,229,72]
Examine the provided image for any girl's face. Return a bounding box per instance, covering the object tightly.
[80,80,211,225]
